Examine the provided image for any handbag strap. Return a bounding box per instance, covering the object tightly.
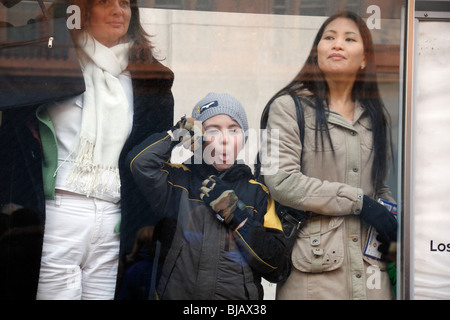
[290,92,305,164]
[37,0,51,21]
[254,91,305,180]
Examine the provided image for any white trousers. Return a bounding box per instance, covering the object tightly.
[36,193,120,300]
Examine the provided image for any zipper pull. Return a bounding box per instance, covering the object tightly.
[48,37,54,49]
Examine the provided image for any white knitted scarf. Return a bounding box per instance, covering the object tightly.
[67,33,131,199]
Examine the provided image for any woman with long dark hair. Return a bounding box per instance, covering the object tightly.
[259,11,397,299]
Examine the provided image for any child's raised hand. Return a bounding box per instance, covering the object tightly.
[171,116,205,152]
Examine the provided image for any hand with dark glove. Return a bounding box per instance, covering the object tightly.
[376,233,397,262]
[360,195,398,243]
[170,116,205,152]
[200,175,248,230]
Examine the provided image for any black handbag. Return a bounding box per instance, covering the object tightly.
[0,0,85,110]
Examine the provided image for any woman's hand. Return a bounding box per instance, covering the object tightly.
[360,195,398,242]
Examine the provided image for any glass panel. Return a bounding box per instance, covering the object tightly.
[411,18,450,300]
[0,0,407,301]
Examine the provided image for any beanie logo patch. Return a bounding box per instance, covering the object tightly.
[199,100,219,114]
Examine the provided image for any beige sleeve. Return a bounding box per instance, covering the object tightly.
[261,95,364,216]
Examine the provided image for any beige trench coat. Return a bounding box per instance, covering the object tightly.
[261,94,395,300]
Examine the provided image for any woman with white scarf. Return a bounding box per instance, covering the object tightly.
[30,0,175,299]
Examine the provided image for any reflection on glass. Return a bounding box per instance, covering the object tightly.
[0,0,405,301]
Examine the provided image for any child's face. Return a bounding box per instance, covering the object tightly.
[202,114,244,172]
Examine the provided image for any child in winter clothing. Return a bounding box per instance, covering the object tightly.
[126,92,291,300]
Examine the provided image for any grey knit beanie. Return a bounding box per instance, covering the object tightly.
[192,92,248,135]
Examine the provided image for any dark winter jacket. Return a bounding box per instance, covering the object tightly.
[126,131,292,300]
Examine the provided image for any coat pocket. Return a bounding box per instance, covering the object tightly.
[291,216,345,273]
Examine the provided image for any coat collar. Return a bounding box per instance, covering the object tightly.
[327,100,372,131]
[188,159,254,182]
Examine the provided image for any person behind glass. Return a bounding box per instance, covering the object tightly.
[259,11,397,300]
[116,225,155,300]
[0,0,174,300]
[127,93,291,300]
